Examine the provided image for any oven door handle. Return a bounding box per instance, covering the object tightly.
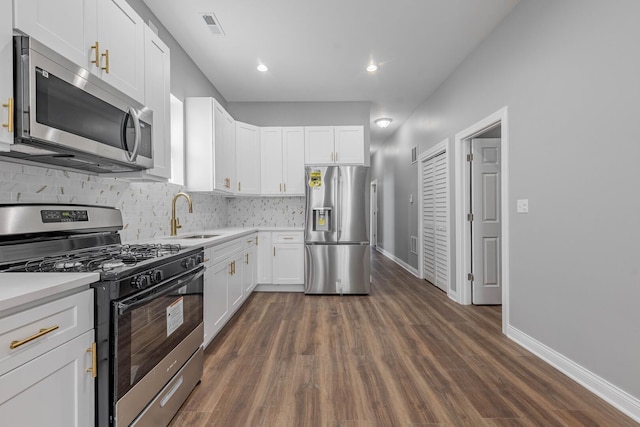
[116,266,205,315]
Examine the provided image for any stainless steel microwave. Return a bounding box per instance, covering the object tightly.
[1,36,153,174]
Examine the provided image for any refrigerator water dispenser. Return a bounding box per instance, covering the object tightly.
[312,208,332,232]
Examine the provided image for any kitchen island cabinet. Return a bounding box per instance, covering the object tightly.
[14,0,146,103]
[0,283,97,427]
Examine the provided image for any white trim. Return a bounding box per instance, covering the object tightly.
[375,246,419,277]
[417,139,450,295]
[454,106,510,334]
[507,326,640,423]
[254,284,304,292]
[370,179,378,248]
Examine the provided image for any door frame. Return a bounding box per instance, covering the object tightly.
[417,139,453,298]
[370,179,378,248]
[454,106,510,332]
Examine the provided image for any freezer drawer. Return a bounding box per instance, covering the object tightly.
[304,244,370,294]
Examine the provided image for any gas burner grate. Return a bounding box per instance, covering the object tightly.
[3,243,183,273]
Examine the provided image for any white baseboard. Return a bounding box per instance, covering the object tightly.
[507,325,640,423]
[254,283,304,292]
[375,246,419,277]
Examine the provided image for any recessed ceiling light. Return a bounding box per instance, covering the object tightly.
[257,64,268,72]
[374,118,392,128]
[366,64,378,72]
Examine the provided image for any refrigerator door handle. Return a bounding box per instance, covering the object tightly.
[337,174,343,238]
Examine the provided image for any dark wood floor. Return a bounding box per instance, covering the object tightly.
[170,251,638,426]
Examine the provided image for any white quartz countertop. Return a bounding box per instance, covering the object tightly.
[148,227,304,249]
[0,273,100,314]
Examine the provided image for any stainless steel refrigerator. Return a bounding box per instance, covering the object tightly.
[304,165,371,294]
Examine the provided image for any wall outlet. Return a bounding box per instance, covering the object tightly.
[516,199,529,213]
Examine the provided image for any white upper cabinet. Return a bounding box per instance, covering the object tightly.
[304,126,334,164]
[334,126,365,164]
[0,0,12,147]
[185,97,235,193]
[260,127,304,196]
[305,125,365,165]
[14,0,145,103]
[141,26,171,179]
[235,121,260,195]
[282,127,305,195]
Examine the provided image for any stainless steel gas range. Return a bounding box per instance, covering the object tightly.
[0,204,204,427]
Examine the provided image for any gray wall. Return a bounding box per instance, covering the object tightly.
[126,0,226,104]
[372,0,640,401]
[228,101,371,166]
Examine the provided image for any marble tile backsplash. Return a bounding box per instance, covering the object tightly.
[0,161,227,242]
[0,161,303,241]
[226,197,305,228]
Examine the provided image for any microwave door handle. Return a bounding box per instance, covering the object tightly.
[125,106,141,162]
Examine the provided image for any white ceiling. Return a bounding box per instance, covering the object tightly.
[143,0,520,151]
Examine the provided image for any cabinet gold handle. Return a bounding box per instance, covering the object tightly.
[10,325,59,349]
[86,342,97,378]
[232,261,236,275]
[2,97,13,133]
[91,41,100,67]
[273,247,275,256]
[101,49,110,73]
[256,236,258,245]
[229,262,232,275]
[283,183,286,192]
[330,152,334,162]
[335,152,338,162]
[238,181,241,191]
[279,183,282,192]
[245,253,249,264]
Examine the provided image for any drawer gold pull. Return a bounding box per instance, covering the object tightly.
[101,49,110,73]
[91,41,100,67]
[10,325,59,349]
[86,342,97,378]
[283,237,293,240]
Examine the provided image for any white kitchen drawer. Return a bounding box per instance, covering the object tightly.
[0,289,93,376]
[244,233,257,249]
[272,231,303,244]
[210,239,244,265]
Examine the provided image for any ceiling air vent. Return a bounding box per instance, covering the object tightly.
[201,13,225,36]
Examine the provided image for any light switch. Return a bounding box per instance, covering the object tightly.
[516,199,529,213]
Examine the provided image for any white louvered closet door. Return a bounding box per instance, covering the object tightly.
[422,151,448,292]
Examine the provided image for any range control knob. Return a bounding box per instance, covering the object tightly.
[132,274,152,289]
[196,255,204,264]
[151,270,164,283]
[182,257,196,269]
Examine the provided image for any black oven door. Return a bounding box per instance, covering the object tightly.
[113,266,204,402]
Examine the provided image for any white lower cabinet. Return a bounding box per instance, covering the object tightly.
[257,231,304,289]
[203,233,257,348]
[0,330,95,426]
[0,289,95,427]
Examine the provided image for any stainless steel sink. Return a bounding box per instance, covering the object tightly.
[182,234,220,239]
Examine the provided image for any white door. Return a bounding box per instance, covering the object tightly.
[471,138,502,304]
[421,151,448,292]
